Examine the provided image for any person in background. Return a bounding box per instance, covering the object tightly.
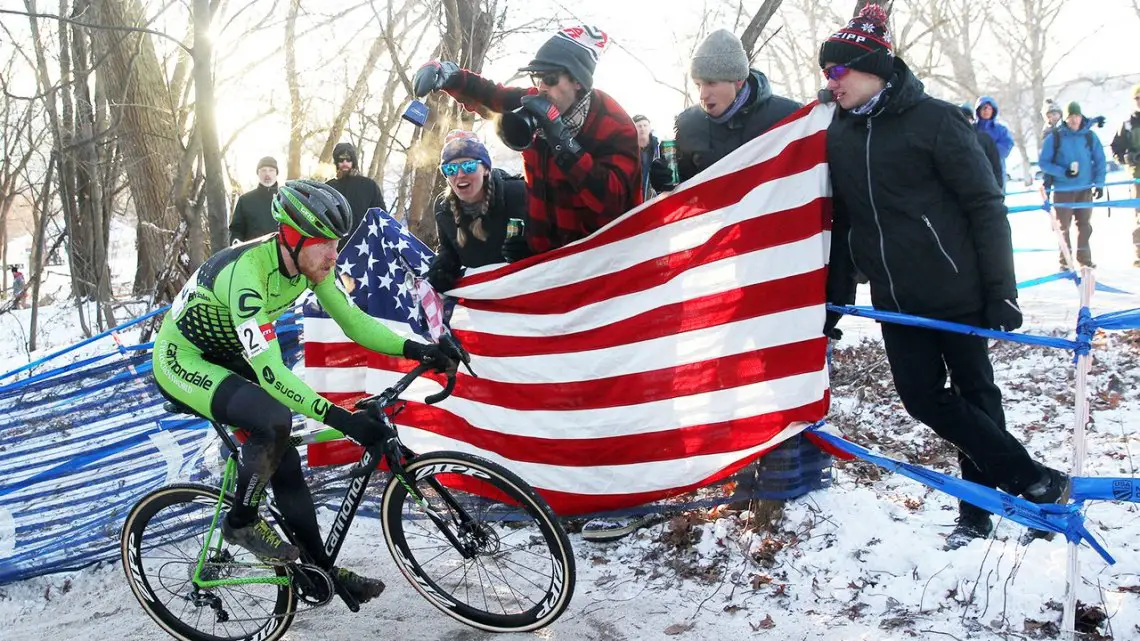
[327,142,387,250]
[1040,101,1106,270]
[425,131,527,292]
[821,4,1070,551]
[414,25,640,263]
[1110,84,1140,268]
[229,156,280,244]
[651,29,799,192]
[632,115,660,200]
[1042,99,1063,141]
[10,265,26,309]
[959,103,1003,187]
[974,96,1014,186]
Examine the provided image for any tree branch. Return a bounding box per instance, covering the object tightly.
[0,7,192,54]
[739,0,783,59]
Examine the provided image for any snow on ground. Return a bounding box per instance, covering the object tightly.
[3,191,1140,640]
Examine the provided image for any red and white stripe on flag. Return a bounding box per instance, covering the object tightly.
[304,101,836,515]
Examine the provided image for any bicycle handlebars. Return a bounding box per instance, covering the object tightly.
[354,357,460,413]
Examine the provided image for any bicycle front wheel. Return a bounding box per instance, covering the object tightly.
[120,483,296,641]
[381,451,575,632]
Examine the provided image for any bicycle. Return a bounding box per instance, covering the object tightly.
[120,361,576,640]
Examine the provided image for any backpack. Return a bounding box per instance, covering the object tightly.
[1042,127,1095,190]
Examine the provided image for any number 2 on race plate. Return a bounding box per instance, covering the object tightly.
[236,318,270,358]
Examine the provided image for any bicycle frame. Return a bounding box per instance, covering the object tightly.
[188,361,471,613]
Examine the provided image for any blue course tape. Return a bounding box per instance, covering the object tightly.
[0,305,170,381]
[1054,198,1140,210]
[1004,177,1140,197]
[1007,198,1140,215]
[1092,307,1140,331]
[1015,271,1132,295]
[826,304,1082,351]
[808,426,1114,564]
[1072,477,1140,503]
[1008,203,1048,214]
[1017,272,1072,289]
[0,421,207,499]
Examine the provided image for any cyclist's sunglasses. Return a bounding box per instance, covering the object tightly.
[440,160,481,176]
[530,71,564,87]
[821,49,877,81]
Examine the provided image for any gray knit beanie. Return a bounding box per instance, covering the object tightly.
[690,29,749,82]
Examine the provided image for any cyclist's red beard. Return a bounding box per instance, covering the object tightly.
[297,239,339,282]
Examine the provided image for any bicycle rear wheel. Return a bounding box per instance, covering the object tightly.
[120,483,295,641]
[381,451,575,632]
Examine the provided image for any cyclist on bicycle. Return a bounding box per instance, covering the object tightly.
[151,179,453,604]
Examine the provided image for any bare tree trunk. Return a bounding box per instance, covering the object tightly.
[68,0,115,329]
[27,153,57,351]
[740,0,784,59]
[89,0,184,297]
[178,127,206,266]
[317,34,388,165]
[284,0,303,179]
[990,0,1069,178]
[406,0,496,244]
[192,0,229,253]
[367,3,435,185]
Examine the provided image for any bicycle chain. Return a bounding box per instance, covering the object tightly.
[186,563,336,625]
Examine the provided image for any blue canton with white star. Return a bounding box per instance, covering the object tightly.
[303,208,435,339]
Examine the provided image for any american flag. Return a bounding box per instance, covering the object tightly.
[305,212,437,337]
[304,102,834,515]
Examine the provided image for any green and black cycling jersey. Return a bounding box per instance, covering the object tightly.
[153,235,405,423]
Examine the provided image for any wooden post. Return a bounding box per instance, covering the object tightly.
[1062,266,1095,638]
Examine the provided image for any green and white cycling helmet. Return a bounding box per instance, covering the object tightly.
[272,179,353,240]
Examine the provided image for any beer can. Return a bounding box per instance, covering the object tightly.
[660,140,679,184]
[401,99,430,127]
[506,218,524,239]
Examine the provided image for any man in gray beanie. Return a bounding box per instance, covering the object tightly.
[647,28,803,516]
[229,156,280,244]
[650,28,800,191]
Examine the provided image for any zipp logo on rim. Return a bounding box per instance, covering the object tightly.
[127,531,155,603]
[396,547,458,609]
[414,463,492,482]
[536,553,565,619]
[244,619,284,641]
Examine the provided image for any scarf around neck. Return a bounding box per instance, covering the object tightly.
[709,81,752,124]
[851,82,893,116]
[538,93,593,142]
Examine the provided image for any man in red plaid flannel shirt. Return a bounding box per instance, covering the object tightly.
[414,26,641,262]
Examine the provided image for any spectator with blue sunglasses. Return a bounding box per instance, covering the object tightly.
[426,131,527,292]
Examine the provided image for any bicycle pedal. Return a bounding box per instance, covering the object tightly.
[290,564,335,606]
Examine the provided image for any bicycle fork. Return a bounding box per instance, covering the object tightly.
[387,450,488,560]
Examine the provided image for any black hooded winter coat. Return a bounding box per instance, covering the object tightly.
[826,58,1017,319]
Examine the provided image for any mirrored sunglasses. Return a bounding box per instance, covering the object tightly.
[440,160,481,176]
[530,71,563,87]
[822,65,853,81]
[822,48,877,82]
